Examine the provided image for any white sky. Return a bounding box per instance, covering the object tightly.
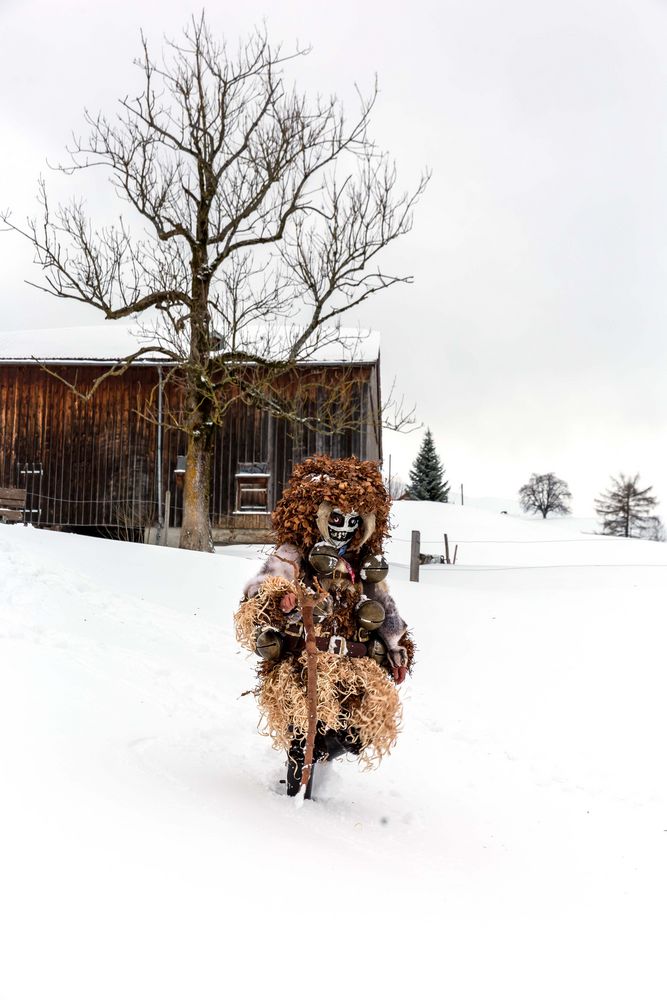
[1,0,666,515]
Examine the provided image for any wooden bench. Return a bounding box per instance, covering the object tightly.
[0,487,27,524]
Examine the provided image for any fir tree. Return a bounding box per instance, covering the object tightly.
[408,429,449,501]
[595,474,658,538]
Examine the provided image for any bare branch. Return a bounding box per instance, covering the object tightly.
[33,344,180,402]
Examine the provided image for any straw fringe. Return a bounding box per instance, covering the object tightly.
[234,576,298,651]
[256,651,401,767]
[235,575,407,768]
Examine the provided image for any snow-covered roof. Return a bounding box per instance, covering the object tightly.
[0,324,380,366]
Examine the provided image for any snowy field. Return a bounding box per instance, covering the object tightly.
[2,502,666,999]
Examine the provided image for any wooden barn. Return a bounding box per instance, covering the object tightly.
[0,326,382,543]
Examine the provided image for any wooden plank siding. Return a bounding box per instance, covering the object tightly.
[0,485,27,523]
[0,360,381,537]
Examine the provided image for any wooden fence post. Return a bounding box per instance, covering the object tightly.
[453,544,458,565]
[444,533,451,565]
[162,489,171,546]
[410,530,420,582]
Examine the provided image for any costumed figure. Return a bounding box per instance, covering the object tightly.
[234,455,414,798]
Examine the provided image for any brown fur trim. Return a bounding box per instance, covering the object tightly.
[358,511,376,549]
[398,631,416,671]
[316,502,333,545]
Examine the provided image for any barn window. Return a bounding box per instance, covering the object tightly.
[235,462,270,513]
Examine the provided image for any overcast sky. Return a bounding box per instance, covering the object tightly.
[1,0,666,515]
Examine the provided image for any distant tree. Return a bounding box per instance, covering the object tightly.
[639,515,666,542]
[408,429,449,502]
[385,474,407,500]
[595,474,659,538]
[519,473,572,519]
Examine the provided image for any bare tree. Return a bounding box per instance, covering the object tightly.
[639,515,666,542]
[2,16,428,551]
[384,474,407,500]
[519,473,572,519]
[595,474,658,538]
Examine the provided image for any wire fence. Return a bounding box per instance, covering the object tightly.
[391,536,608,545]
[7,475,266,544]
[389,526,659,582]
[6,473,649,558]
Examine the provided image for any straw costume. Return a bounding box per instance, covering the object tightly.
[235,455,413,797]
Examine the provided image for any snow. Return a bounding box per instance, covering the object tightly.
[1,503,666,999]
[0,324,380,365]
[0,325,170,363]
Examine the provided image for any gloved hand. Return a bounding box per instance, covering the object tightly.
[280,592,298,613]
[387,645,409,685]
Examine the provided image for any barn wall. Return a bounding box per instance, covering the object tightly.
[0,364,163,532]
[0,361,380,534]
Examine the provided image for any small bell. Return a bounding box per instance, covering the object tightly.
[360,554,389,583]
[356,598,385,631]
[332,558,354,587]
[255,628,283,660]
[308,541,339,576]
[366,637,387,665]
[312,594,333,624]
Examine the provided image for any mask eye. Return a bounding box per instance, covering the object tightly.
[329,511,345,527]
[349,516,360,529]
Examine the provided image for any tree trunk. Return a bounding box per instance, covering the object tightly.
[180,251,215,553]
[179,378,215,553]
[180,431,214,551]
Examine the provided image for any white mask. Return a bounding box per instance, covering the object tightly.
[326,508,361,547]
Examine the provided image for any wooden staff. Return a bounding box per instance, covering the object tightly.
[299,586,319,798]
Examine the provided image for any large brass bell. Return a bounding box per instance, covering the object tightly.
[308,541,339,576]
[255,628,283,660]
[359,554,389,583]
[356,598,385,631]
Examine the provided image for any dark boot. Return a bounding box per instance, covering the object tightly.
[286,737,315,799]
[322,727,363,760]
[285,727,360,797]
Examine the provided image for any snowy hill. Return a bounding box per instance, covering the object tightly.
[2,505,666,999]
